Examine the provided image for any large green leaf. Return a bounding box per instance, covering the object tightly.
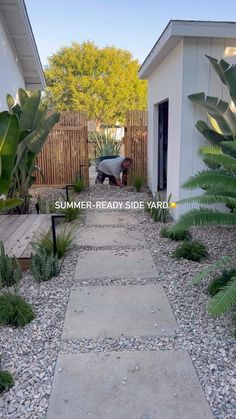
[182,170,236,194]
[189,253,236,286]
[0,112,19,194]
[6,94,22,117]
[19,90,41,131]
[168,208,236,232]
[27,112,60,154]
[196,120,227,145]
[188,93,236,137]
[0,198,23,211]
[178,194,236,208]
[207,276,236,316]
[206,55,236,106]
[201,152,236,173]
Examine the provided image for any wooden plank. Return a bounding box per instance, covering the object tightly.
[21,216,52,258]
[4,215,48,258]
[0,215,27,242]
[0,214,10,225]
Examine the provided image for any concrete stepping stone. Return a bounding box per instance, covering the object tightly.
[47,351,213,419]
[85,211,138,226]
[62,285,177,339]
[76,226,145,247]
[74,248,157,280]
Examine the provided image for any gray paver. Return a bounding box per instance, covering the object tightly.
[47,351,213,419]
[76,226,146,247]
[62,285,177,338]
[74,248,157,279]
[85,211,138,225]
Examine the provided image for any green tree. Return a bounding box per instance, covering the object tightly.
[45,41,147,128]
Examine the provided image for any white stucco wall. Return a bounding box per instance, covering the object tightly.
[147,40,183,213]
[0,18,25,110]
[147,36,236,219]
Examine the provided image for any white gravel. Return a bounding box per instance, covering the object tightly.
[0,185,235,419]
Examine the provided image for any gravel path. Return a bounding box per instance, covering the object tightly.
[0,185,235,418]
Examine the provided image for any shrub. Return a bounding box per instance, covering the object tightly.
[0,241,22,288]
[160,227,192,241]
[33,228,74,259]
[74,178,85,193]
[31,247,59,283]
[89,130,121,157]
[172,240,208,262]
[207,269,236,296]
[0,370,14,393]
[146,193,172,223]
[59,204,80,222]
[36,195,58,214]
[0,292,35,327]
[133,174,144,192]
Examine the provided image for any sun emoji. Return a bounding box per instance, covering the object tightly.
[170,202,177,209]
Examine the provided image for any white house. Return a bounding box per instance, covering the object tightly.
[0,0,45,110]
[139,20,236,219]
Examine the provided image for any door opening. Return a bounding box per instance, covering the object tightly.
[157,100,169,190]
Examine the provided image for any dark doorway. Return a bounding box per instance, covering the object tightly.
[158,100,169,190]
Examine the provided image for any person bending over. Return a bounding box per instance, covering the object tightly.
[95,157,133,187]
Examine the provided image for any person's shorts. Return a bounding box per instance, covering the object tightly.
[95,170,117,185]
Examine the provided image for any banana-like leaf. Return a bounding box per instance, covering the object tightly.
[207,276,236,316]
[0,112,20,194]
[196,120,228,145]
[0,198,23,211]
[188,93,236,136]
[168,208,236,232]
[206,55,236,106]
[27,112,60,154]
[19,90,41,131]
[182,170,236,193]
[6,94,22,117]
[18,88,28,108]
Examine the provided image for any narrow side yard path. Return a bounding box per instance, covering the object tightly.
[47,210,213,419]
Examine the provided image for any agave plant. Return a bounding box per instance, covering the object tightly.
[89,130,121,157]
[169,55,236,232]
[6,88,60,213]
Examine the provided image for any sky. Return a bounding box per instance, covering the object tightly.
[25,0,236,67]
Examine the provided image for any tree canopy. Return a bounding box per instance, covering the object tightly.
[44,41,147,126]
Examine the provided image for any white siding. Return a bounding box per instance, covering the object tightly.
[147,36,236,220]
[0,18,25,110]
[147,40,183,215]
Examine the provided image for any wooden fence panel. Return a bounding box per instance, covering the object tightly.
[124,110,148,185]
[35,111,89,187]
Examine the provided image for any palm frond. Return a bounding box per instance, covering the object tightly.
[168,208,236,232]
[207,276,236,315]
[200,153,236,173]
[189,252,236,286]
[178,194,236,207]
[182,170,236,193]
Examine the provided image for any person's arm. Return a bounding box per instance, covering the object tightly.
[116,178,123,187]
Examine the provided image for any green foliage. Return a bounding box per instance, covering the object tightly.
[160,227,192,241]
[89,131,121,157]
[36,194,58,214]
[207,269,236,296]
[146,193,171,223]
[33,228,74,259]
[172,240,208,262]
[6,88,60,212]
[59,202,81,222]
[74,178,85,193]
[207,276,236,316]
[45,41,147,126]
[0,241,22,288]
[189,252,236,286]
[133,174,144,192]
[0,292,35,327]
[0,370,14,393]
[170,55,236,233]
[30,246,59,283]
[0,111,23,211]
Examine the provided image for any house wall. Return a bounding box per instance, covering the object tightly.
[179,37,236,217]
[147,36,236,220]
[147,40,183,212]
[0,17,25,110]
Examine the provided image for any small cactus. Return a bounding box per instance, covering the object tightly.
[0,241,22,288]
